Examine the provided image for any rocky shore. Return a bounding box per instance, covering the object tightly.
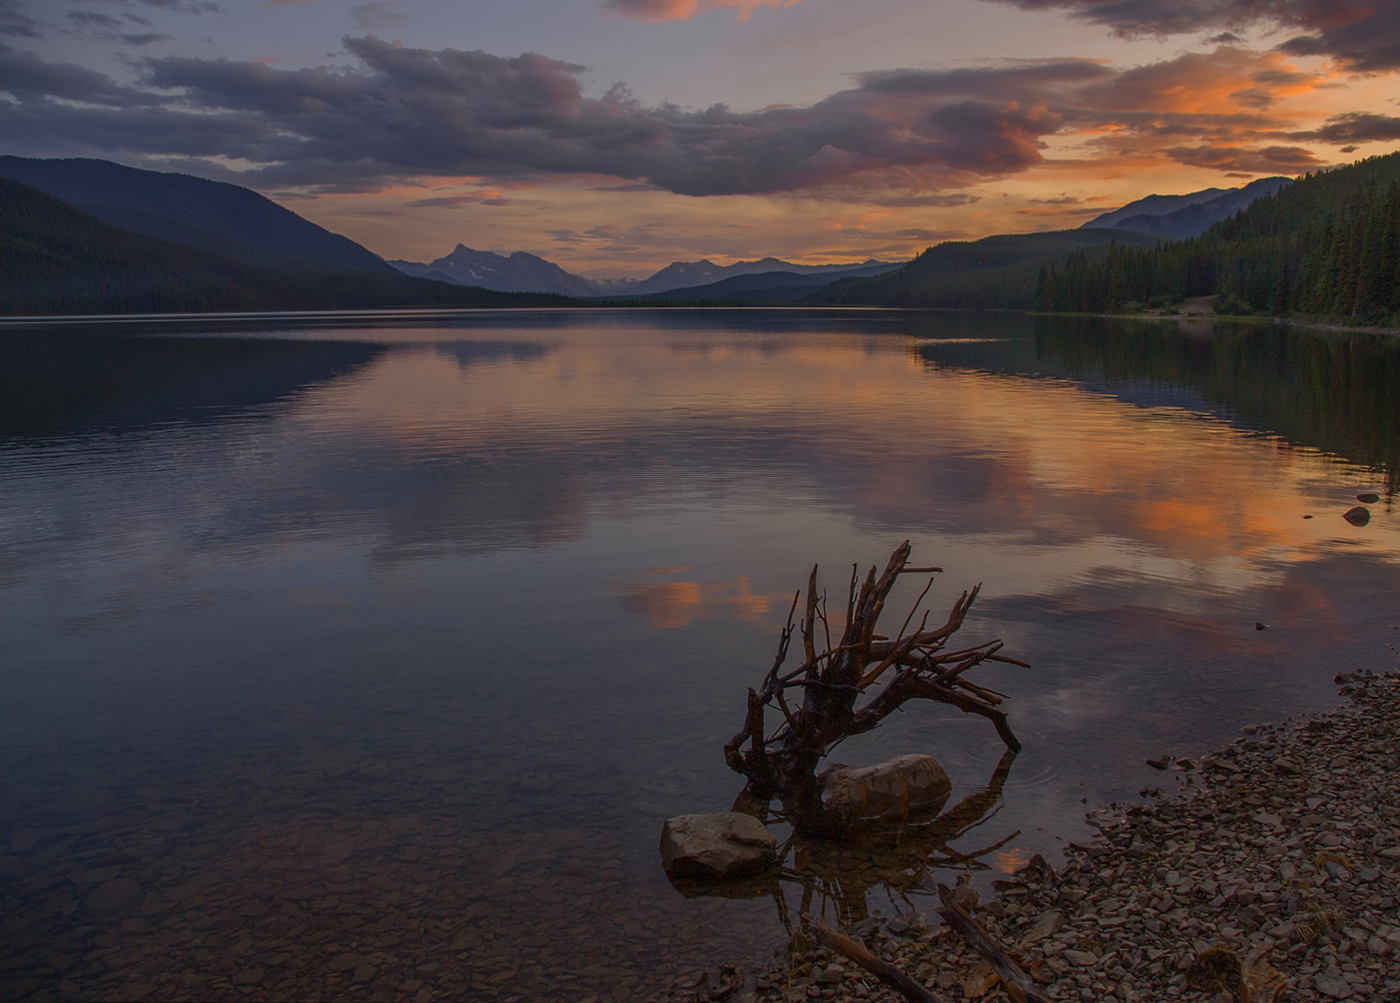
[738,669,1400,1003]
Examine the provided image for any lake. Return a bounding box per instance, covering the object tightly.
[1,309,1397,1002]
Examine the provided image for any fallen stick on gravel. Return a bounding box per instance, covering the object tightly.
[935,886,1048,1003]
[801,915,944,1003]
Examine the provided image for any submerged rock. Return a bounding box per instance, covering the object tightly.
[818,754,951,829]
[660,812,776,879]
[85,877,143,918]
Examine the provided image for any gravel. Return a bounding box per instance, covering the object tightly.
[709,669,1400,1003]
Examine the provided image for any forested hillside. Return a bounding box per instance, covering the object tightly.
[1035,153,1400,324]
[0,156,397,273]
[0,178,570,316]
[815,228,1159,309]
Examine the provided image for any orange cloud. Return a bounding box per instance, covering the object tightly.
[602,0,802,21]
[1086,48,1329,115]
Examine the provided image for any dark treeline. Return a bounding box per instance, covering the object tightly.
[817,228,1159,309]
[1034,153,1400,325]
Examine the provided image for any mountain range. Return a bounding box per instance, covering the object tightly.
[389,178,1291,301]
[1081,176,1291,240]
[0,173,566,316]
[389,245,601,297]
[389,246,900,298]
[614,257,899,296]
[624,262,903,302]
[0,153,1301,316]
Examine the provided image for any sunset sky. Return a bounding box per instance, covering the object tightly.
[3,0,1399,276]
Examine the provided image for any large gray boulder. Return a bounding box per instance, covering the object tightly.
[820,754,952,828]
[660,812,777,879]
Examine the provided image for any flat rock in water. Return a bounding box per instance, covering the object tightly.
[660,812,776,879]
[1357,493,1380,504]
[85,877,143,918]
[819,754,951,825]
[1343,506,1371,527]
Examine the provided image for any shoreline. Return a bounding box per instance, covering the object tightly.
[1035,305,1400,338]
[729,670,1400,1003]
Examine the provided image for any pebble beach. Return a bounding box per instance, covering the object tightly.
[707,669,1400,1003]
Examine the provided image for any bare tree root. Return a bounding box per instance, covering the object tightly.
[724,541,1028,836]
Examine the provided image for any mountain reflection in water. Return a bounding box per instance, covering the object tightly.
[0,309,1396,1001]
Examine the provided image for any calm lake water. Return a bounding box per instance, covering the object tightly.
[1,309,1397,1002]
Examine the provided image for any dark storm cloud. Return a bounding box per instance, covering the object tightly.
[1277,1,1400,72]
[0,37,1348,193]
[2,36,1103,194]
[1296,111,1400,143]
[1162,143,1322,171]
[68,10,126,26]
[984,0,1400,71]
[0,0,41,37]
[106,0,223,12]
[0,42,136,100]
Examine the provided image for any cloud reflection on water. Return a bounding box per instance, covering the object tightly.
[1,309,1398,980]
[615,575,774,629]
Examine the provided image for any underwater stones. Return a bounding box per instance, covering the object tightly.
[84,877,143,918]
[660,812,777,879]
[1356,493,1380,504]
[1343,506,1371,527]
[8,811,786,1003]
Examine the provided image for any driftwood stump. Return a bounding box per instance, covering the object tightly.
[724,541,1028,836]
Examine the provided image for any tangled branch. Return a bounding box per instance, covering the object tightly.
[723,541,1028,835]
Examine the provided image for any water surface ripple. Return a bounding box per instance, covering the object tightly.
[1,309,1397,1001]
